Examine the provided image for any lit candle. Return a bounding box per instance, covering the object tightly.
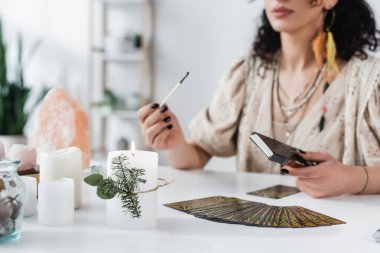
[21,176,37,217]
[106,141,158,229]
[39,147,82,208]
[38,178,74,226]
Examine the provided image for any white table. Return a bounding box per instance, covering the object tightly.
[2,166,380,252]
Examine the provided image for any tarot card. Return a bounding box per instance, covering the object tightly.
[242,205,273,226]
[283,207,303,228]
[295,206,345,225]
[287,207,317,227]
[247,185,300,199]
[164,196,239,213]
[192,201,259,219]
[215,202,268,224]
[258,206,279,227]
[293,206,330,226]
[276,207,293,228]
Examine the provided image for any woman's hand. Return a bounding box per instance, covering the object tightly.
[138,103,186,150]
[282,152,367,198]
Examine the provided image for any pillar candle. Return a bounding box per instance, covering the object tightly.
[38,178,74,226]
[39,147,82,208]
[20,176,37,217]
[106,149,158,229]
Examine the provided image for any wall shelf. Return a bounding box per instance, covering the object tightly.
[88,0,154,153]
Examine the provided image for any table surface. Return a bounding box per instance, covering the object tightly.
[2,166,380,252]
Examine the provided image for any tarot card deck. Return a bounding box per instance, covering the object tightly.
[164,196,345,228]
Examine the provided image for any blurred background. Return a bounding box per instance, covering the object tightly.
[0,0,379,172]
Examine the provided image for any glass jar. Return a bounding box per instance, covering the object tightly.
[0,158,25,243]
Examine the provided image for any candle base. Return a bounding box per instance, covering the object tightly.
[106,192,157,230]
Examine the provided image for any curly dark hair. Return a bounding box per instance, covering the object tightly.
[253,0,380,69]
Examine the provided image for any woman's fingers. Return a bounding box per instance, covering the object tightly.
[137,103,159,125]
[143,104,170,129]
[152,127,172,149]
[144,119,172,146]
[298,151,333,162]
[283,165,324,179]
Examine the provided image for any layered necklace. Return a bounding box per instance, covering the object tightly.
[273,60,325,139]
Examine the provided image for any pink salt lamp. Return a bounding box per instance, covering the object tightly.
[29,88,91,168]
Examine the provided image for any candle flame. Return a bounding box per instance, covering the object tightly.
[131,141,136,156]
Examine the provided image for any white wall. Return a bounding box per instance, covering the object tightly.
[0,0,89,105]
[153,0,263,171]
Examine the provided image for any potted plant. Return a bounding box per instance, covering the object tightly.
[0,19,46,152]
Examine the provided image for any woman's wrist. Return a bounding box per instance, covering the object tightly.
[348,166,369,194]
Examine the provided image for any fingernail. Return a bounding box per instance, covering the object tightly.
[298,149,306,154]
[151,103,159,109]
[160,105,168,113]
[167,124,173,130]
[163,116,171,123]
[281,168,289,175]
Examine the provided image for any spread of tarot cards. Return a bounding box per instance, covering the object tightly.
[164,196,345,228]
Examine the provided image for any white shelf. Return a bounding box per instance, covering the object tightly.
[93,51,143,62]
[97,52,143,62]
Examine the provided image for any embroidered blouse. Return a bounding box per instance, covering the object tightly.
[189,54,380,173]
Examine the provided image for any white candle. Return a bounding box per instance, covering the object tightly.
[39,147,82,208]
[20,176,38,217]
[106,144,158,229]
[38,178,74,226]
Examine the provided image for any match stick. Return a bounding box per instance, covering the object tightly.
[159,72,190,107]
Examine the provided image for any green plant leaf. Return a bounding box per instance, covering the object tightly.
[90,165,104,176]
[97,178,118,200]
[84,174,103,186]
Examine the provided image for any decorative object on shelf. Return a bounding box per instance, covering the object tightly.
[125,92,141,110]
[28,88,91,168]
[38,178,74,226]
[84,143,172,229]
[105,33,143,53]
[100,89,141,112]
[0,158,25,243]
[20,176,37,217]
[373,229,380,242]
[0,19,47,153]
[39,147,82,209]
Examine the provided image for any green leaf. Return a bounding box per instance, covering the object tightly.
[90,165,104,176]
[84,174,103,186]
[97,178,118,200]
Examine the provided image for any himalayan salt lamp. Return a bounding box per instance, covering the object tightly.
[0,140,4,157]
[29,88,91,168]
[8,144,36,166]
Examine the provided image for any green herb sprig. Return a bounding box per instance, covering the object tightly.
[84,154,146,218]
